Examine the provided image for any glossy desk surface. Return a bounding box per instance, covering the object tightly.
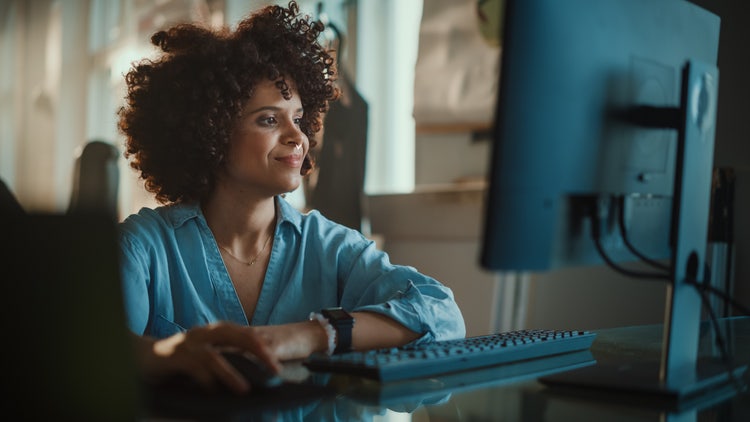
[146,317,750,421]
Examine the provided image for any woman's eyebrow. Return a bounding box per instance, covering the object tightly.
[247,106,304,115]
[247,105,280,114]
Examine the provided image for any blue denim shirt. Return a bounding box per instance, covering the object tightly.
[118,196,465,345]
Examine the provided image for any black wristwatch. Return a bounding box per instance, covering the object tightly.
[321,307,355,354]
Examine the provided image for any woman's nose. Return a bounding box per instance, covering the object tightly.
[284,125,306,148]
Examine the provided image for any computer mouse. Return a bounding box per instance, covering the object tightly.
[220,351,284,390]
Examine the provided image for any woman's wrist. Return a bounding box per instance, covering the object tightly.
[308,312,336,355]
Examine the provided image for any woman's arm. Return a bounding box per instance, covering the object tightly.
[350,311,421,351]
[131,313,419,391]
[129,312,426,397]
[246,312,419,357]
[319,229,466,346]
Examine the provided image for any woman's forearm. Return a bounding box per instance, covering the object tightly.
[350,311,420,351]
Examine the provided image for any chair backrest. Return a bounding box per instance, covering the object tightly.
[0,178,25,218]
[2,212,142,419]
[68,140,120,218]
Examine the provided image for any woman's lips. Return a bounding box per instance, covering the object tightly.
[276,154,303,167]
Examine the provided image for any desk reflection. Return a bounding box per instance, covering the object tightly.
[145,317,750,421]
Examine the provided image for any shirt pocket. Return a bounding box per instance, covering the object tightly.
[151,315,187,339]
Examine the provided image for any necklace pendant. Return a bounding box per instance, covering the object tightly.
[218,231,273,268]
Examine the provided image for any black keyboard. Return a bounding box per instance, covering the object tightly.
[303,329,596,382]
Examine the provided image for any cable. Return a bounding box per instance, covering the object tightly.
[617,195,671,272]
[687,272,748,394]
[687,279,750,318]
[590,197,748,393]
[589,201,671,280]
[694,289,747,393]
[592,234,671,280]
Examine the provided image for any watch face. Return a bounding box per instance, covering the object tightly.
[323,308,351,320]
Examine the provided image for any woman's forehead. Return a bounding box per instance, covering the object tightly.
[243,79,302,110]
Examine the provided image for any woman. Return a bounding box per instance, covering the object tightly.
[118,1,464,394]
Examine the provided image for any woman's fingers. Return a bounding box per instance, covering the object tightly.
[149,321,316,393]
[183,323,282,391]
[204,349,251,394]
[196,323,283,373]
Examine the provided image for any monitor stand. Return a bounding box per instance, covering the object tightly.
[540,60,747,411]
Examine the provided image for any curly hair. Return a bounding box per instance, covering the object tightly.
[118,1,339,204]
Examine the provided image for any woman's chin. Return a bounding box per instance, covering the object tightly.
[277,178,302,195]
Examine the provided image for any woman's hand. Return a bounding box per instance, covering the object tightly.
[132,320,328,394]
[249,319,329,360]
[133,322,280,394]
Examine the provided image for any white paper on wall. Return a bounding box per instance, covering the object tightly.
[413,0,501,127]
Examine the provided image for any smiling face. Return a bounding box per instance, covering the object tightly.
[220,78,309,198]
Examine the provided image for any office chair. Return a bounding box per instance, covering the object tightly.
[67,140,120,219]
[1,178,26,218]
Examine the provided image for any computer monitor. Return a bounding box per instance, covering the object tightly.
[481,0,743,402]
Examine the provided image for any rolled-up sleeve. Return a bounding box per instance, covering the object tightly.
[339,240,466,345]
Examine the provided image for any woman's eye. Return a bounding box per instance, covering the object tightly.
[258,116,277,126]
[293,117,303,125]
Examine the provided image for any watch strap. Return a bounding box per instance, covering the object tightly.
[321,307,355,354]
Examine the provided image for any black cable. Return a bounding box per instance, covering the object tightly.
[687,274,748,393]
[688,279,750,318]
[589,201,671,280]
[592,234,671,280]
[617,195,671,272]
[591,197,748,393]
[695,287,731,363]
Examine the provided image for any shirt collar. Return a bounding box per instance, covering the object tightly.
[164,202,202,228]
[275,195,303,235]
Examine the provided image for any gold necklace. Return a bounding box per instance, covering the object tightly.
[218,232,273,266]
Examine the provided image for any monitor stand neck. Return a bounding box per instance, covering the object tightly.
[660,58,738,397]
